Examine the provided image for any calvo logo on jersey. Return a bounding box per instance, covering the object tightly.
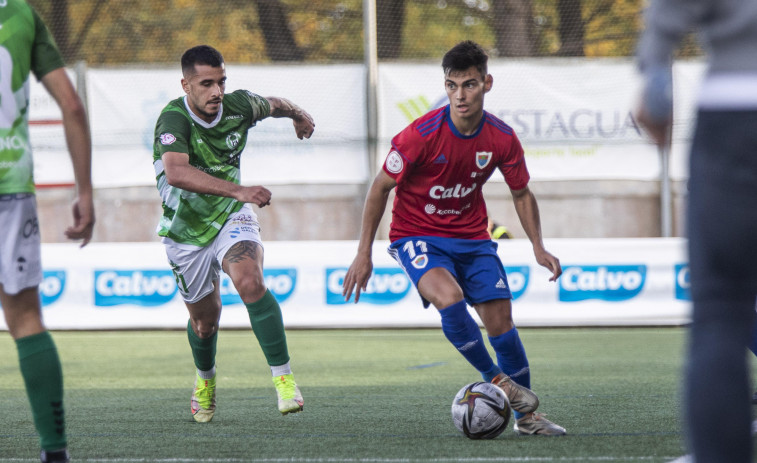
[40,270,66,307]
[225,131,241,150]
[220,268,297,305]
[326,267,410,305]
[95,270,178,307]
[674,263,690,301]
[429,182,477,199]
[503,266,529,300]
[476,151,492,169]
[559,264,646,302]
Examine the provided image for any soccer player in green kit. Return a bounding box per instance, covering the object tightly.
[1,1,95,461]
[153,45,314,422]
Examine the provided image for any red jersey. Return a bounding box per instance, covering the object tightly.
[384,105,529,242]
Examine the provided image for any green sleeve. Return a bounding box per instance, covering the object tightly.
[154,109,191,158]
[29,7,65,80]
[242,90,271,125]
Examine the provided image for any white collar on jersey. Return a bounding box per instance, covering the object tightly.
[183,96,223,129]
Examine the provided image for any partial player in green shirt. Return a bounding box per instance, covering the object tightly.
[1,1,95,463]
[152,45,314,423]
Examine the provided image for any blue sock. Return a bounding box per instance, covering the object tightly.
[489,327,531,419]
[439,300,501,382]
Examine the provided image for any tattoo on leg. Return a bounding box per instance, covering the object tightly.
[225,241,259,264]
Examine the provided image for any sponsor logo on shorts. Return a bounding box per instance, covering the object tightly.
[228,213,254,226]
[559,264,646,302]
[326,267,410,305]
[674,263,690,301]
[220,268,297,305]
[94,270,178,307]
[40,270,66,307]
[385,151,404,174]
[159,133,176,145]
[411,255,427,269]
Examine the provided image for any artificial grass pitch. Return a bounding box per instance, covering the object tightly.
[1,328,691,462]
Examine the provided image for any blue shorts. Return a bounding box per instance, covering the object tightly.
[388,236,512,308]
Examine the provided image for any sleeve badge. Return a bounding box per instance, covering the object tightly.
[385,150,404,174]
[159,133,177,145]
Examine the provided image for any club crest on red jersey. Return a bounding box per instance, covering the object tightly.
[476,151,492,169]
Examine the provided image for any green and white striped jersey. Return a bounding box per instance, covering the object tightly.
[153,89,271,247]
[0,0,65,194]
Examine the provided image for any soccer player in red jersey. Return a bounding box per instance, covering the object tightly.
[342,41,565,435]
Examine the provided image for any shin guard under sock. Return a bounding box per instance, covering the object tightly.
[489,327,531,419]
[439,300,500,381]
[187,320,218,371]
[246,289,290,366]
[16,331,67,451]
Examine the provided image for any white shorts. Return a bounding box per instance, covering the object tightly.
[163,204,263,304]
[0,194,42,295]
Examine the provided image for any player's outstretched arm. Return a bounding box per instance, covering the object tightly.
[41,68,95,247]
[265,96,315,140]
[342,170,396,303]
[162,151,272,207]
[511,186,562,281]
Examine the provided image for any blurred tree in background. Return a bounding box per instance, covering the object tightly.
[28,0,700,65]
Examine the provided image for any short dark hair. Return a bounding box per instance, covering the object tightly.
[181,45,224,76]
[442,41,488,77]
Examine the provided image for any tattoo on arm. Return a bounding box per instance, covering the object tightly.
[225,241,260,264]
[268,97,301,119]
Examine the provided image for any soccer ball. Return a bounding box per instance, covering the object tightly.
[451,382,511,439]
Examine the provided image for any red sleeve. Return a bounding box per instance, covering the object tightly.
[498,133,530,190]
[382,125,424,184]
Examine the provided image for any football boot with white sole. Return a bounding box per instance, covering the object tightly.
[191,373,216,423]
[514,412,566,436]
[273,374,304,415]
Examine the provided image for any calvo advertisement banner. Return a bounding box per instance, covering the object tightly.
[0,239,690,329]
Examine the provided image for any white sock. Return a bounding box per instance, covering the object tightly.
[197,365,216,379]
[270,362,292,376]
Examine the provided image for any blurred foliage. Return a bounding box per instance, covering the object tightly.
[27,0,701,65]
[534,0,641,56]
[400,0,497,58]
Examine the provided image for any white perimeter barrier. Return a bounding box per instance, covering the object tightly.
[0,239,691,330]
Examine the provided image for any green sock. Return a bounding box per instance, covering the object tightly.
[246,289,290,366]
[187,320,217,372]
[16,331,66,451]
